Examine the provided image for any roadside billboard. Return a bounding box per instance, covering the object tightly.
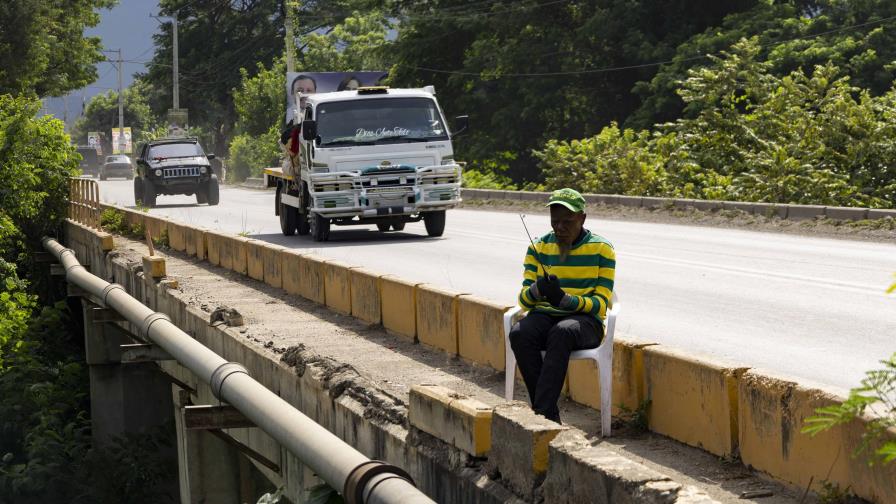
[284,71,388,124]
[87,131,101,153]
[111,127,133,154]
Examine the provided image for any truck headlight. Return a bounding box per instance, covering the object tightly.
[200,166,207,174]
[154,169,162,177]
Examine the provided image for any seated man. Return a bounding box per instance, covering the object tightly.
[509,188,616,423]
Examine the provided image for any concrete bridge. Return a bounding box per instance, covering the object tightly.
[54,181,896,503]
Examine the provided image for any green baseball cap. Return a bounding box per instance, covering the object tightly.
[547,188,586,213]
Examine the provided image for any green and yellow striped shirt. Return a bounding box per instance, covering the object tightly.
[518,230,616,322]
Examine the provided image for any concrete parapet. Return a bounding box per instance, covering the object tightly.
[786,204,825,220]
[416,284,466,355]
[168,222,186,251]
[409,384,492,457]
[246,239,265,281]
[192,228,208,260]
[640,196,666,209]
[721,201,754,214]
[752,202,788,219]
[674,198,721,212]
[616,195,643,208]
[490,402,568,499]
[349,267,382,324]
[380,275,418,341]
[457,295,513,371]
[281,249,304,297]
[543,429,716,503]
[298,254,326,304]
[518,191,549,202]
[205,231,222,266]
[738,370,896,503]
[262,243,285,289]
[568,340,650,415]
[867,208,896,220]
[825,206,868,220]
[228,236,249,275]
[643,346,745,457]
[142,255,166,279]
[323,260,353,315]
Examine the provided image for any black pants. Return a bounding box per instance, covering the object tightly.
[508,311,603,422]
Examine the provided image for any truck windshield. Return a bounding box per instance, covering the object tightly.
[148,143,204,160]
[317,97,449,147]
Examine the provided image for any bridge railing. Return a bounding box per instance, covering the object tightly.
[69,177,101,228]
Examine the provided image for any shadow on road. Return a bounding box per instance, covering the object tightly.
[248,230,445,249]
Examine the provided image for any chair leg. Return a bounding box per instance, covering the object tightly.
[505,352,516,401]
[598,360,612,437]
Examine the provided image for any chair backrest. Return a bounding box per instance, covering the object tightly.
[600,291,620,350]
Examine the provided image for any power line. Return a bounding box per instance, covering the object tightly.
[406,12,896,78]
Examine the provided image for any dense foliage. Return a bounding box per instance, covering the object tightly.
[0,0,114,97]
[536,39,896,207]
[70,79,161,149]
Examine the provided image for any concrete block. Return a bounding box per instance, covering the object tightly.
[262,243,285,289]
[673,198,721,212]
[504,190,522,200]
[490,402,568,498]
[824,206,868,221]
[416,284,465,355]
[380,275,418,341]
[349,267,382,324]
[193,228,208,260]
[229,236,249,275]
[739,370,896,502]
[246,239,265,281]
[281,249,304,296]
[205,231,221,266]
[142,255,166,279]
[643,346,744,457]
[752,202,788,219]
[583,194,619,206]
[168,222,186,251]
[457,295,512,371]
[217,234,234,271]
[568,340,649,415]
[518,191,549,202]
[785,204,825,220]
[184,225,197,256]
[96,231,114,251]
[460,188,486,200]
[409,385,492,456]
[721,201,754,214]
[543,429,692,504]
[298,254,326,304]
[615,195,642,208]
[324,260,352,315]
[867,208,896,220]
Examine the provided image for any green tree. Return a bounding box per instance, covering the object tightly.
[0,0,115,97]
[70,79,161,151]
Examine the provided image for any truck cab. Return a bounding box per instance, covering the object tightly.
[268,86,466,241]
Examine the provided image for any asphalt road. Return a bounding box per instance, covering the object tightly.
[98,179,896,393]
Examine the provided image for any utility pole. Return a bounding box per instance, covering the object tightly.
[116,49,124,153]
[172,16,179,109]
[285,1,297,72]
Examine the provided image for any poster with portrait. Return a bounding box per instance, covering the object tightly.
[111,127,133,154]
[87,131,101,153]
[284,71,388,125]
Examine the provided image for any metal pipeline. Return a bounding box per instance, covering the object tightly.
[42,237,434,504]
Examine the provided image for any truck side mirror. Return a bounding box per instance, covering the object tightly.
[206,153,216,160]
[302,120,318,141]
[453,115,469,136]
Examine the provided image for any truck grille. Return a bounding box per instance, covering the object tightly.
[163,166,200,178]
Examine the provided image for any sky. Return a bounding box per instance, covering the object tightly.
[43,0,160,140]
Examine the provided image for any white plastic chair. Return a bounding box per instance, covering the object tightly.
[503,292,620,437]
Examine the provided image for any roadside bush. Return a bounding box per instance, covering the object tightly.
[228,126,281,182]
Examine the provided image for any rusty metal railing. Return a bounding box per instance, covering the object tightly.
[69,177,101,228]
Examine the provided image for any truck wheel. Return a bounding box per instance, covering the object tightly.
[423,211,446,237]
[376,223,390,232]
[134,177,144,205]
[206,175,220,205]
[278,188,297,236]
[296,185,311,235]
[143,178,157,208]
[391,222,406,231]
[310,213,330,242]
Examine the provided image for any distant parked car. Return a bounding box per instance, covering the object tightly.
[76,146,101,177]
[101,155,134,180]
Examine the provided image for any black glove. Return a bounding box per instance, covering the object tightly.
[537,274,566,307]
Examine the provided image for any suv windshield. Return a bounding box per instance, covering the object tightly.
[106,155,129,163]
[148,142,204,160]
[317,97,448,147]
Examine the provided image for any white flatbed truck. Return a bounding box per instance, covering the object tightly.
[265,86,467,241]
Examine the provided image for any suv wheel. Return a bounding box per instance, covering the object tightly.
[310,213,330,242]
[143,178,157,208]
[134,177,144,205]
[206,175,220,205]
[376,223,390,232]
[196,187,208,204]
[391,222,406,231]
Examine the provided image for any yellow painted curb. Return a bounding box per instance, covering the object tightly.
[246,239,265,281]
[457,295,513,371]
[281,249,304,296]
[416,284,467,355]
[349,267,382,324]
[262,243,286,289]
[324,260,352,315]
[298,254,326,304]
[380,275,418,341]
